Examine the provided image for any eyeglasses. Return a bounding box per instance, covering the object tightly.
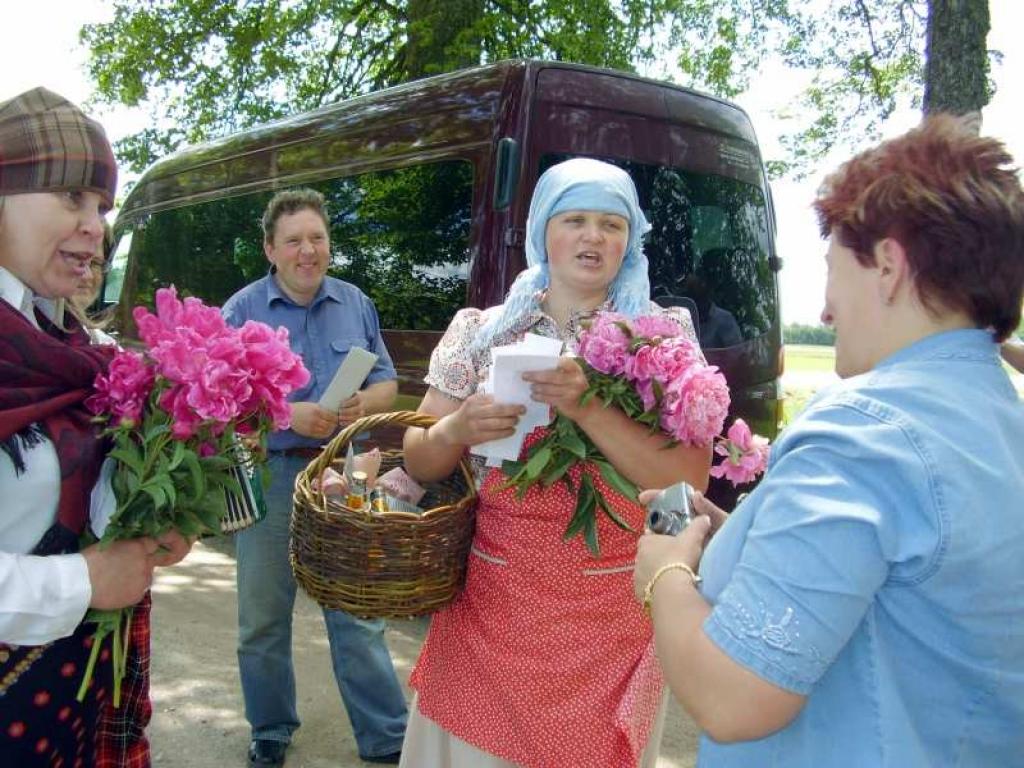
[88,257,112,275]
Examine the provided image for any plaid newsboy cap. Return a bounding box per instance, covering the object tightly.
[0,87,117,207]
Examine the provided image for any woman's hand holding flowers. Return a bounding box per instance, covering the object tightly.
[82,538,158,611]
[150,529,195,568]
[434,393,525,447]
[523,356,592,422]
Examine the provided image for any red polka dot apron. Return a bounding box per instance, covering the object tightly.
[410,430,664,768]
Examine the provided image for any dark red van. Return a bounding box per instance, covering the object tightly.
[106,59,783,505]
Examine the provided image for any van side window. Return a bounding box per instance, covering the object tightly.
[322,161,473,331]
[540,154,774,348]
[108,160,473,333]
[112,193,270,314]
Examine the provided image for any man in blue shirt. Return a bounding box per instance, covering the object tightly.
[223,189,407,767]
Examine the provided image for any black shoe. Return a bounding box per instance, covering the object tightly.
[248,739,288,767]
[361,750,401,765]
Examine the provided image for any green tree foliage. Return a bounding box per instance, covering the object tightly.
[82,1,996,178]
[83,0,689,173]
[783,323,836,345]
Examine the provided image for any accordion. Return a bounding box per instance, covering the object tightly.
[221,449,268,534]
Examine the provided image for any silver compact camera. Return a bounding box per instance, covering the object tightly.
[646,481,693,536]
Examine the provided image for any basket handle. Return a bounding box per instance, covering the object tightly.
[298,410,475,504]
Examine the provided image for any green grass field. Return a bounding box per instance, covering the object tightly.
[784,344,836,373]
[781,343,1023,426]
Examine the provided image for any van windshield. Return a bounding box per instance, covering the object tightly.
[540,154,776,348]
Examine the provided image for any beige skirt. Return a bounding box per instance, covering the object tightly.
[398,691,669,768]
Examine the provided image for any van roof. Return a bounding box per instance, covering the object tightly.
[118,59,758,221]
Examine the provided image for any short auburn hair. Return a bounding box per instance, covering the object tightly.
[814,114,1024,340]
[262,188,329,244]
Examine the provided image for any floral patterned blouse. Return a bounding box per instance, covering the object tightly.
[425,294,697,401]
[424,294,697,484]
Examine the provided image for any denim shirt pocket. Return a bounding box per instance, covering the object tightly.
[328,337,375,393]
[330,336,371,368]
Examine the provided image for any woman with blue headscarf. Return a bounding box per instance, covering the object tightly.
[400,158,712,768]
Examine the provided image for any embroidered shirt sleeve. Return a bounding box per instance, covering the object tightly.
[702,401,938,694]
[425,308,485,400]
[650,301,698,341]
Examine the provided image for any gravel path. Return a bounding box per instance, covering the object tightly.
[148,539,701,767]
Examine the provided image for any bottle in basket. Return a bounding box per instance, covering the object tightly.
[347,470,369,510]
[369,487,388,514]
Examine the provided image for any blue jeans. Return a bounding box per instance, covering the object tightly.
[236,453,407,758]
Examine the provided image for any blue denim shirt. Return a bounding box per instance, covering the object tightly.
[698,329,1024,767]
[222,273,396,452]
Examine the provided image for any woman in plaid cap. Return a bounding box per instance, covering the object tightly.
[0,87,190,767]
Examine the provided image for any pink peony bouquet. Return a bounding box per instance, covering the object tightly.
[503,312,768,554]
[78,286,309,705]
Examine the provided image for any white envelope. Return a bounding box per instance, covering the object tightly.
[318,346,379,412]
[472,333,564,466]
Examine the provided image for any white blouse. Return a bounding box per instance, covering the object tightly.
[0,267,115,645]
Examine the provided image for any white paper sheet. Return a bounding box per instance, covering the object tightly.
[318,346,379,412]
[472,334,564,466]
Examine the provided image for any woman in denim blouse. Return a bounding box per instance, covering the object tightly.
[634,115,1024,767]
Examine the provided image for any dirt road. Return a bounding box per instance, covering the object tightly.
[147,538,701,767]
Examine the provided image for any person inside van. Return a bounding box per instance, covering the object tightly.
[221,188,407,767]
[679,273,742,349]
[69,220,116,346]
[71,220,111,313]
[0,87,191,767]
[400,158,712,768]
[633,115,1024,767]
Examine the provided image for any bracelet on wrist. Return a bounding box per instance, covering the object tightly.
[642,562,702,616]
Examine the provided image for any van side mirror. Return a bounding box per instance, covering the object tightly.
[492,137,520,211]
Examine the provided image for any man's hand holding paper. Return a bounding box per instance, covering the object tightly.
[290,401,338,439]
[319,346,379,413]
[338,392,367,425]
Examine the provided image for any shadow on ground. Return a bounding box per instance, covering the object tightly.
[148,538,699,767]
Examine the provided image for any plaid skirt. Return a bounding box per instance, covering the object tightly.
[0,593,152,767]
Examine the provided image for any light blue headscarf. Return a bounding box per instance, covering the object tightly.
[474,157,651,350]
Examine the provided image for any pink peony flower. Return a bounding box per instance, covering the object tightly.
[709,418,770,485]
[625,336,702,385]
[578,312,631,375]
[134,286,229,349]
[87,350,155,425]
[631,314,684,341]
[660,365,731,445]
[126,287,308,438]
[158,386,204,440]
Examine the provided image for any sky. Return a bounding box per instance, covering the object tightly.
[3,1,1022,325]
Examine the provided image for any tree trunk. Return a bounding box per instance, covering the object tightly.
[404,0,486,81]
[923,0,990,116]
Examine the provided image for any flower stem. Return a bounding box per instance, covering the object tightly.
[76,625,108,703]
[112,611,123,708]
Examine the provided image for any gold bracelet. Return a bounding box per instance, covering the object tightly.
[642,562,702,616]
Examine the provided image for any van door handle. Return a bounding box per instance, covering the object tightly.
[493,137,521,210]
[503,228,526,247]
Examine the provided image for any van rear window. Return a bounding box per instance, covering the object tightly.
[110,160,472,332]
[541,154,775,348]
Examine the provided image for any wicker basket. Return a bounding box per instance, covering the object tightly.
[290,411,476,619]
